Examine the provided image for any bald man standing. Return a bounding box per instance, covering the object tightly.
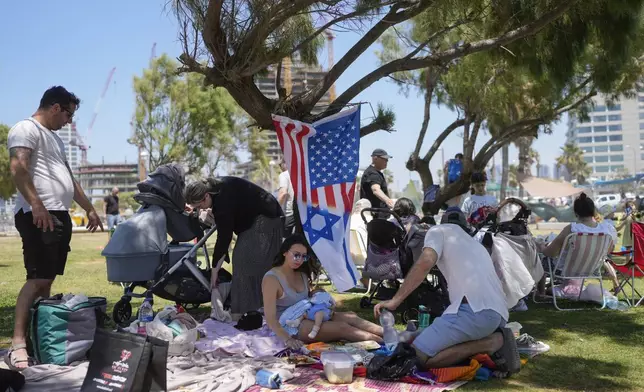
[104,187,121,230]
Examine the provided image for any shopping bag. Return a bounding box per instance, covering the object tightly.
[80,329,168,392]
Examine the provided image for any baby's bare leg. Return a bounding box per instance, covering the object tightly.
[308,311,326,339]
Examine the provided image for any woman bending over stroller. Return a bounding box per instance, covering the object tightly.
[185,177,284,318]
[262,235,384,350]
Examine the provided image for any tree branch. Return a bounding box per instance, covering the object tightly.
[321,0,577,117]
[360,122,393,138]
[474,89,596,167]
[276,60,286,99]
[231,0,320,70]
[202,0,227,65]
[289,8,366,57]
[412,68,437,158]
[303,0,432,111]
[422,119,465,162]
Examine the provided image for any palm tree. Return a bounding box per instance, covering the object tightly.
[508,164,519,189]
[530,148,541,177]
[556,143,591,184]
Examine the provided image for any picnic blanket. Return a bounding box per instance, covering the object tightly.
[247,366,467,392]
[15,351,295,392]
[196,319,286,357]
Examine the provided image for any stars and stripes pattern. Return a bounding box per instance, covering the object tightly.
[272,106,361,292]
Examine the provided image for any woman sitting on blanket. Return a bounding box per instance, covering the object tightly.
[262,234,384,350]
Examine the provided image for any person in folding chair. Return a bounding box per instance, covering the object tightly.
[536,192,620,297]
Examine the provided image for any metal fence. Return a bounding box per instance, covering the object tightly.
[0,212,17,235]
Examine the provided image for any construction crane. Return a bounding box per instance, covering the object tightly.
[71,67,116,166]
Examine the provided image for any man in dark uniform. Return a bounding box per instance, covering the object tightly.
[360,148,394,217]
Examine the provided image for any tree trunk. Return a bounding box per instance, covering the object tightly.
[517,141,531,198]
[500,144,509,200]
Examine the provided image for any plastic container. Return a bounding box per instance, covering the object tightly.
[320,351,354,384]
[506,322,523,338]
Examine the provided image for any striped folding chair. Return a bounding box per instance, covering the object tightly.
[608,221,644,307]
[538,232,614,311]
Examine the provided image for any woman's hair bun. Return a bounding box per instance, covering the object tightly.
[578,192,587,200]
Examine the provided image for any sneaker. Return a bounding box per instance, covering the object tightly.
[492,328,521,375]
[516,334,550,356]
[510,299,528,312]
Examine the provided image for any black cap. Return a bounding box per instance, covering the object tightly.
[372,148,392,159]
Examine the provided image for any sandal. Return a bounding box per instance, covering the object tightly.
[4,343,35,371]
[491,328,521,375]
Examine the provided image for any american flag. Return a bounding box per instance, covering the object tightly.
[272,106,361,292]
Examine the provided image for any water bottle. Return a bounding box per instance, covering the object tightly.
[418,305,431,329]
[379,309,398,351]
[605,298,629,311]
[138,298,154,334]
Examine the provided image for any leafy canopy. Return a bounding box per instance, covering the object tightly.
[0,124,14,199]
[130,54,244,175]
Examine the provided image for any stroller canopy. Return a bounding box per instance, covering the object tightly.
[102,204,168,257]
[133,163,203,243]
[135,163,187,212]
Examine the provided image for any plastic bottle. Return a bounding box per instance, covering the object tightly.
[379,309,398,351]
[605,298,629,311]
[137,298,155,335]
[418,305,431,329]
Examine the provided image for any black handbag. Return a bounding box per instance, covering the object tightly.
[367,343,421,381]
[80,329,168,392]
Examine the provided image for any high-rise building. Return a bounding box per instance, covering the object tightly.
[75,163,139,204]
[568,94,641,180]
[57,122,81,172]
[538,164,551,178]
[232,61,332,182]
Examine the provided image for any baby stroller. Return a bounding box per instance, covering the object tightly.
[102,164,231,325]
[358,208,449,322]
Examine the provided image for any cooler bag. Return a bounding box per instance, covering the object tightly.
[30,296,107,365]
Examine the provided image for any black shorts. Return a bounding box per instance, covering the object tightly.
[14,209,72,280]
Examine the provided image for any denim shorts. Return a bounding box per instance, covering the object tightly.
[412,303,505,357]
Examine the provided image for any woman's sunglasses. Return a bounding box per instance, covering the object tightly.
[289,251,310,262]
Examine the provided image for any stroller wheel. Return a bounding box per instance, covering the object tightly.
[401,308,419,324]
[359,297,371,309]
[113,299,132,326]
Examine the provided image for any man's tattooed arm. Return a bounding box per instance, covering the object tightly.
[9,147,42,207]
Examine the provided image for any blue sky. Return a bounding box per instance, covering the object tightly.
[0,1,567,191]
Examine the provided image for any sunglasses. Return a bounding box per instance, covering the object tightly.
[289,251,310,262]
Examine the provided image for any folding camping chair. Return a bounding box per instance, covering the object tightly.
[535,232,614,311]
[608,221,644,307]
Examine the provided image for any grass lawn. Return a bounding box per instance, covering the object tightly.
[0,231,643,391]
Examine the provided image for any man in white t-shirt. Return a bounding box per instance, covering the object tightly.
[277,158,295,235]
[6,86,103,370]
[374,203,520,373]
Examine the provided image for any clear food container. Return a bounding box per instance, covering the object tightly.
[320,351,354,384]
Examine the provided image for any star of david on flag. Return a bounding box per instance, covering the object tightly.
[272,106,361,292]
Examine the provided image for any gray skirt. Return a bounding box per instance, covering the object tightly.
[230,215,284,314]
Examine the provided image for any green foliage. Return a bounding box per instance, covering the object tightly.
[556,143,592,184]
[0,124,14,200]
[131,54,245,174]
[119,192,140,209]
